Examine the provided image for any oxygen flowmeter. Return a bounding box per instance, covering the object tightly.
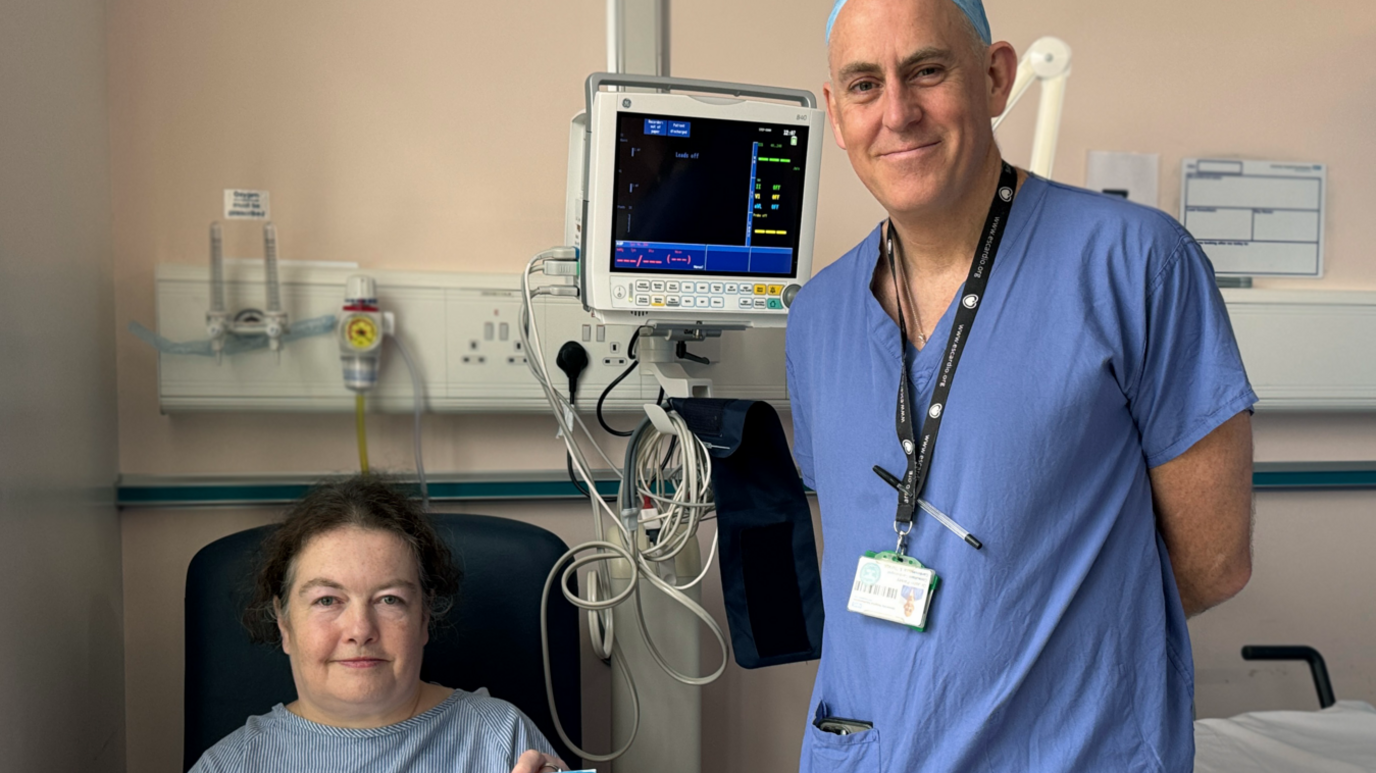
[338,275,395,392]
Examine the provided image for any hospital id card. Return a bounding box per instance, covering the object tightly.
[847,551,939,631]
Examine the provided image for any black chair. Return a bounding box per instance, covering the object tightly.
[184,513,581,770]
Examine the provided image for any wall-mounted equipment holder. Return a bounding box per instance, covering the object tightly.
[206,221,291,361]
[153,262,789,413]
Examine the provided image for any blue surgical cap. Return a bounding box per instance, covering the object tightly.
[826,0,991,46]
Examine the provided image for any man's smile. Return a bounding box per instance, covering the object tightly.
[878,139,941,161]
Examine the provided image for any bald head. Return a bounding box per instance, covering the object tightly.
[828,0,988,72]
[827,0,990,46]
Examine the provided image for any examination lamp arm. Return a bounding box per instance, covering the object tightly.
[991,37,1072,179]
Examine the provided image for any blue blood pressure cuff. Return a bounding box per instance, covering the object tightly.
[670,398,824,668]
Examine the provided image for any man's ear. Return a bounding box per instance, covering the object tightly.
[823,82,848,151]
[984,41,1020,118]
[275,597,293,655]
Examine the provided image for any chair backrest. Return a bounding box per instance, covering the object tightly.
[183,513,581,770]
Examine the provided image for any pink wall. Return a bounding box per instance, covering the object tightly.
[109,1,1376,771]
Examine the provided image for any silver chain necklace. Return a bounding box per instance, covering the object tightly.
[891,233,928,348]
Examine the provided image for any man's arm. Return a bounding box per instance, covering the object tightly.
[1147,410,1254,617]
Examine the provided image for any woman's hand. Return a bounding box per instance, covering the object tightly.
[511,749,570,773]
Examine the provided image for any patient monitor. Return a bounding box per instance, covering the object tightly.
[571,74,825,331]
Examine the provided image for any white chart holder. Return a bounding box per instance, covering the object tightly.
[1181,159,1326,278]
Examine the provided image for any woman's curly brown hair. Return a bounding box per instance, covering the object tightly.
[242,475,461,645]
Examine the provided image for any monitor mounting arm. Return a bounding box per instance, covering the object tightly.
[635,324,736,399]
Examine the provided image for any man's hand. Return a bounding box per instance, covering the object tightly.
[1149,411,1254,617]
[511,749,570,773]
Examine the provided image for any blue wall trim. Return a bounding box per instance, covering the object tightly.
[1252,469,1376,489]
[117,476,621,507]
[116,464,1376,508]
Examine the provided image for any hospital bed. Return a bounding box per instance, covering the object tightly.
[1194,646,1376,772]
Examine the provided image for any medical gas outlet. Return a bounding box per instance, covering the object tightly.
[338,275,395,392]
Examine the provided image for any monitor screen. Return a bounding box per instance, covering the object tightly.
[609,112,811,279]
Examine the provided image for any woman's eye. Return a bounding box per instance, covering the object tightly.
[313,596,337,607]
[380,595,403,606]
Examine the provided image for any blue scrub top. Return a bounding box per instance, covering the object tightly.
[785,175,1255,772]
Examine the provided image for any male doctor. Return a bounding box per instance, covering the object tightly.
[785,0,1256,770]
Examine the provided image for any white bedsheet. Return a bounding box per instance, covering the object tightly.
[1194,700,1376,772]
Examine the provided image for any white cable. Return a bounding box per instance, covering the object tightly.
[670,526,718,591]
[540,541,639,762]
[519,265,623,487]
[630,566,730,686]
[389,335,429,511]
[521,249,731,763]
[633,411,713,564]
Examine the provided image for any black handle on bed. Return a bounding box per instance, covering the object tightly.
[1241,645,1336,709]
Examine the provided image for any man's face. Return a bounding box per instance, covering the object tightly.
[824,0,1001,218]
[277,526,429,725]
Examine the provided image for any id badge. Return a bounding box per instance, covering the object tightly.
[847,551,939,631]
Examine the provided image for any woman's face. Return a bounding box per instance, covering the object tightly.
[277,526,428,726]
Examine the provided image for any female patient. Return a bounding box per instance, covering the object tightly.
[191,476,568,773]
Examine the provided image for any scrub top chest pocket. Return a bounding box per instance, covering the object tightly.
[808,720,881,772]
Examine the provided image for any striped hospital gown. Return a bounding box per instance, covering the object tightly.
[189,688,557,772]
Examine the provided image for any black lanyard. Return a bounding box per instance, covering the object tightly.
[878,162,1018,547]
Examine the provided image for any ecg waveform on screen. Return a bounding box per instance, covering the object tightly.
[614,243,699,269]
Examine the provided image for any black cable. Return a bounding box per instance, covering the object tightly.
[660,436,678,472]
[566,451,591,498]
[597,330,642,437]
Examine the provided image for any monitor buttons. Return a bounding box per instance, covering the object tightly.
[666,296,681,307]
[753,284,768,295]
[740,285,755,295]
[651,280,665,292]
[710,282,724,293]
[710,297,725,308]
[636,280,651,291]
[651,295,665,307]
[612,284,628,300]
[635,295,650,307]
[753,298,767,309]
[697,282,712,293]
[767,284,784,296]
[766,298,784,310]
[666,281,680,292]
[738,298,754,309]
[725,283,738,293]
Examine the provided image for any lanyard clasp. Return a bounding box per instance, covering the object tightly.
[894,520,913,555]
